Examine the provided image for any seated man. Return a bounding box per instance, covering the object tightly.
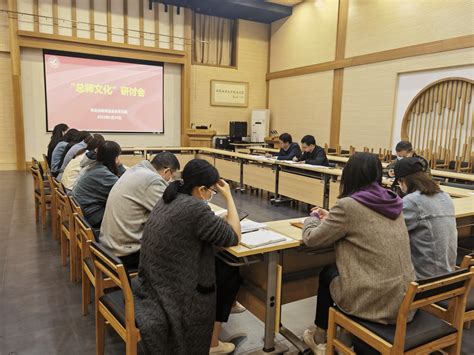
[99,152,180,269]
[266,133,301,161]
[293,135,329,166]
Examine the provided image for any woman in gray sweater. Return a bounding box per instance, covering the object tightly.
[395,157,457,279]
[132,159,241,354]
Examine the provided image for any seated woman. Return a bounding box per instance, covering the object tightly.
[132,159,241,354]
[50,128,81,176]
[302,152,415,353]
[47,123,68,167]
[72,140,123,229]
[395,157,457,278]
[61,134,104,192]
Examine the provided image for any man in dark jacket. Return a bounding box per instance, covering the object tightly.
[387,140,430,176]
[293,135,329,166]
[267,133,302,160]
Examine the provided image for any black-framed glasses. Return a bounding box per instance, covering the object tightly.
[207,187,218,194]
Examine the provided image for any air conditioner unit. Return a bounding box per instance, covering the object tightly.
[251,109,270,142]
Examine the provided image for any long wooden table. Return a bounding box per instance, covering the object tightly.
[118,146,473,353]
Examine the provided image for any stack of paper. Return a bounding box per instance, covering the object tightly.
[240,230,289,249]
[240,220,267,233]
[214,209,228,218]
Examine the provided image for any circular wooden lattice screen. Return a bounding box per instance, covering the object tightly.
[401,77,473,163]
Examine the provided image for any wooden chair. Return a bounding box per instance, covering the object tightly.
[70,196,84,282]
[56,188,76,281]
[429,254,474,329]
[326,267,474,355]
[89,241,141,355]
[75,214,98,315]
[31,164,51,228]
[42,153,51,177]
[48,176,63,240]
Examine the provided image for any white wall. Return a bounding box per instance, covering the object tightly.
[391,65,474,149]
[21,48,182,160]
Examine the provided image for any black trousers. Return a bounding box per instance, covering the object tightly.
[119,250,140,270]
[215,257,242,323]
[314,264,339,330]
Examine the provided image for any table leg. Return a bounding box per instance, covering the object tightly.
[323,174,330,210]
[239,159,246,192]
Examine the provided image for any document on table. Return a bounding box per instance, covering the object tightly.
[214,209,227,217]
[250,155,276,162]
[240,219,267,233]
[240,229,290,249]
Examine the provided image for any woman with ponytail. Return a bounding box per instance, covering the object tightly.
[133,159,241,355]
[72,140,123,228]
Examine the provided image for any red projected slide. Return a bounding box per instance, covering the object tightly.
[44,52,164,133]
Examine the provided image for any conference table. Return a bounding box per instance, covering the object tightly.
[120,146,474,353]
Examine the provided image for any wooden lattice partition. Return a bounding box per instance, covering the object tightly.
[401,77,473,172]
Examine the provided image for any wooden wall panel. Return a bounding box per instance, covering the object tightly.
[190,20,269,134]
[0,53,16,170]
[16,0,34,31]
[143,0,154,47]
[269,0,338,72]
[0,0,10,51]
[345,0,474,58]
[38,0,54,34]
[158,3,170,49]
[110,0,124,43]
[93,0,107,41]
[173,6,185,51]
[57,0,72,36]
[268,70,333,146]
[339,48,474,150]
[126,0,139,45]
[75,0,90,38]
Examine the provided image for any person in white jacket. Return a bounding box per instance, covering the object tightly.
[99,152,180,269]
[60,134,104,192]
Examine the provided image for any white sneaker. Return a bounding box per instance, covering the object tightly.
[231,301,247,314]
[303,328,327,355]
[209,340,235,354]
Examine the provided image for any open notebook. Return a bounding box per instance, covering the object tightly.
[240,229,290,249]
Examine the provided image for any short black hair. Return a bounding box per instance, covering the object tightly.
[301,135,316,146]
[339,152,382,198]
[395,141,413,152]
[279,133,292,144]
[151,152,180,172]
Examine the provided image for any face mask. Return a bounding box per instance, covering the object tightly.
[203,187,216,204]
[397,156,404,160]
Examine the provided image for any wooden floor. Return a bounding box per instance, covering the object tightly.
[0,171,473,354]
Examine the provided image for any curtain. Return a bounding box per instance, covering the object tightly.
[193,13,235,66]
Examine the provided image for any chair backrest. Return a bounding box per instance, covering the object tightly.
[56,188,74,228]
[42,154,51,176]
[32,157,46,180]
[460,254,474,268]
[75,214,96,263]
[31,166,45,196]
[69,196,84,217]
[393,268,474,349]
[89,241,136,328]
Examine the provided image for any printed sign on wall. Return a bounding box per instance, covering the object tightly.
[210,80,249,107]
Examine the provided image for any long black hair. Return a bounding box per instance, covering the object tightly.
[47,123,69,162]
[96,140,121,176]
[339,152,382,198]
[162,159,219,204]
